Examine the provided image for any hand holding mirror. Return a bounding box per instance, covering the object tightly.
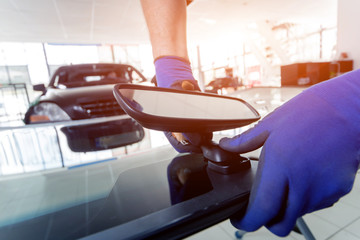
[113,84,260,174]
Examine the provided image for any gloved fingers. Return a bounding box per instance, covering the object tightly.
[164,131,212,154]
[164,132,202,153]
[305,181,352,214]
[183,132,213,146]
[305,198,337,215]
[154,56,205,154]
[230,150,289,232]
[219,123,270,153]
[165,79,205,153]
[265,191,303,237]
[154,56,196,89]
[170,79,201,91]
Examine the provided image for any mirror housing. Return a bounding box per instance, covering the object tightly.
[33,84,46,93]
[113,83,259,174]
[113,84,260,133]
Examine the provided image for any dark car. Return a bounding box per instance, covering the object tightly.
[204,76,240,94]
[24,63,148,124]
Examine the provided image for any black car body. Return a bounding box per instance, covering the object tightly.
[24,63,147,124]
[204,76,240,94]
[23,63,147,152]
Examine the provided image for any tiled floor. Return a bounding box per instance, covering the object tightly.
[187,171,360,240]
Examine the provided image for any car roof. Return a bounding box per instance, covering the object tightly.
[49,63,146,86]
[55,63,134,72]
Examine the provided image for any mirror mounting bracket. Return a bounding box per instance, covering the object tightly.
[201,142,251,174]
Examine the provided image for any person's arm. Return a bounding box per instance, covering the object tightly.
[140,0,189,60]
[140,0,197,89]
[140,0,210,152]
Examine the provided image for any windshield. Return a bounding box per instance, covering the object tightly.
[53,65,145,88]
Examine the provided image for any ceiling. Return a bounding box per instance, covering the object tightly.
[0,0,337,44]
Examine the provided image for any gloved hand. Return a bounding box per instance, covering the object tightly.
[219,69,360,236]
[155,56,212,153]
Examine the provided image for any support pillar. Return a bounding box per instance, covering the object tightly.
[337,0,360,69]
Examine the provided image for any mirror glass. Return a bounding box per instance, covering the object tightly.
[119,88,258,120]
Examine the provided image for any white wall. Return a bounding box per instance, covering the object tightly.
[337,0,360,69]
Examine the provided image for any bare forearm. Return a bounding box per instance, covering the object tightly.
[140,0,189,60]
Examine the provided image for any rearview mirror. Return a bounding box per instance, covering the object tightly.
[113,84,260,133]
[113,84,260,174]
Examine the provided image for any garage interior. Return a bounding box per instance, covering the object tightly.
[1,0,360,239]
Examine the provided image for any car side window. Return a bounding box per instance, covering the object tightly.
[53,72,68,88]
[127,67,143,83]
[53,75,59,87]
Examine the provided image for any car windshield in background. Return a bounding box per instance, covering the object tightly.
[53,65,145,88]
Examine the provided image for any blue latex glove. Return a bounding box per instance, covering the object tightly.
[155,56,212,153]
[219,69,360,236]
[154,56,200,90]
